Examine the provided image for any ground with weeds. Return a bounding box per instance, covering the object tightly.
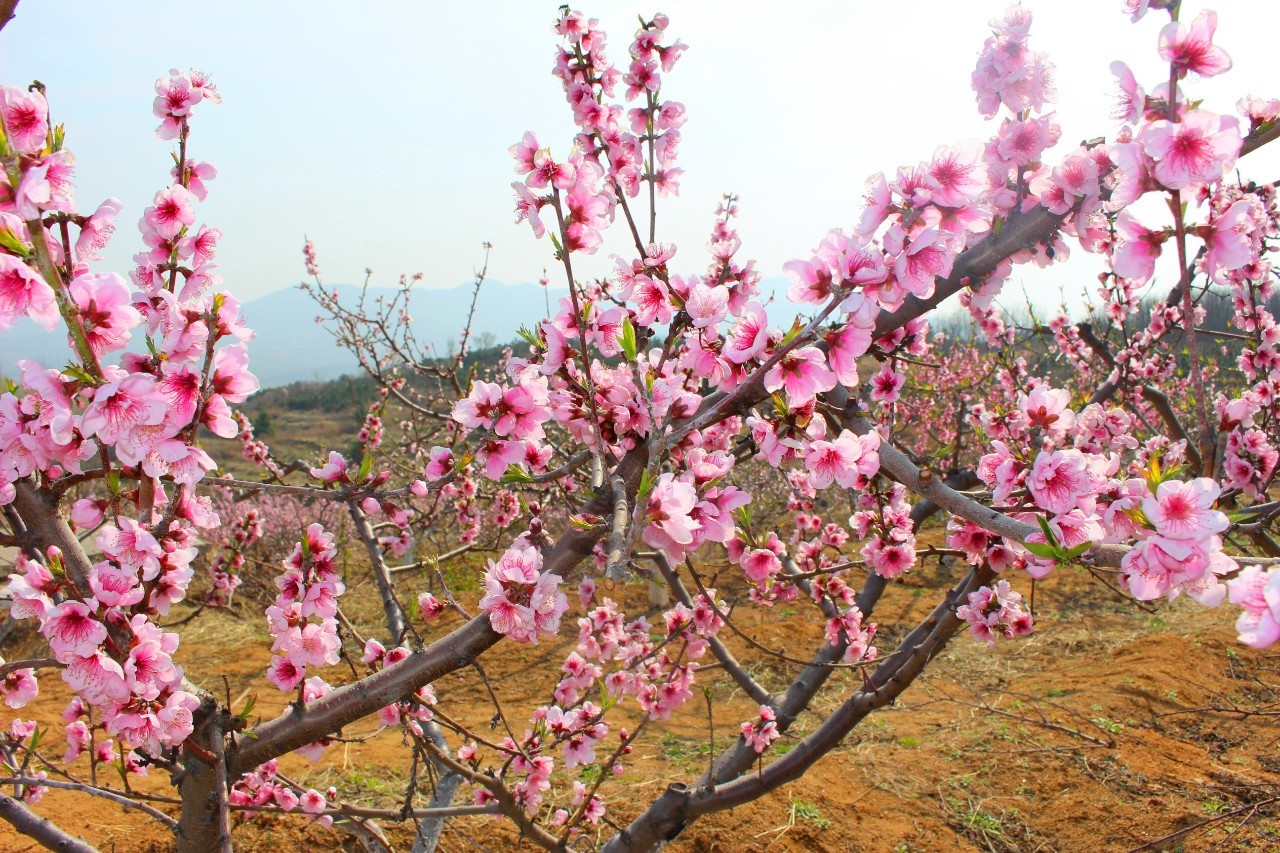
[2,531,1278,852]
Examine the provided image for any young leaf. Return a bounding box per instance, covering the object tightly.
[500,465,534,485]
[1023,540,1060,560]
[1035,514,1059,547]
[620,316,638,361]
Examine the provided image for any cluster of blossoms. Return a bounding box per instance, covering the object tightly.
[229,760,334,829]
[265,523,344,691]
[0,68,263,756]
[740,705,779,754]
[459,579,727,819]
[62,694,147,778]
[850,479,916,579]
[972,382,1240,604]
[479,543,568,644]
[956,579,1034,647]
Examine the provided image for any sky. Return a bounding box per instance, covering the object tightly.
[2,1,1278,313]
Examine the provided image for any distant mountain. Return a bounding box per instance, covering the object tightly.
[0,276,793,390]
[0,280,568,390]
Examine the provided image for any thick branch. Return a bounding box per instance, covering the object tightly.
[874,205,1064,338]
[0,792,99,853]
[12,480,95,595]
[0,1,18,35]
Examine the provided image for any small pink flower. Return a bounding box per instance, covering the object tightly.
[764,347,836,408]
[740,706,779,754]
[1112,211,1164,283]
[0,85,49,154]
[1142,478,1228,541]
[1158,11,1232,79]
[1227,565,1280,648]
[870,364,905,404]
[0,254,58,331]
[299,789,327,815]
[309,451,349,483]
[1143,110,1241,190]
[143,185,196,240]
[722,301,770,364]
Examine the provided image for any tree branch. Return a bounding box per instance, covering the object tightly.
[0,792,99,853]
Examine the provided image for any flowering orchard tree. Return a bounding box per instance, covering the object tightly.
[1,1,1279,851]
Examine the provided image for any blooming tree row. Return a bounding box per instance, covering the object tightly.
[0,1,1278,851]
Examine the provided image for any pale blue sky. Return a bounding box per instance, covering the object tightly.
[2,1,1277,309]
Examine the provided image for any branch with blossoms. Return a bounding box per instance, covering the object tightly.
[3,4,1280,853]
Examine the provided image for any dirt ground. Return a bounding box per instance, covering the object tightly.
[2,543,1279,853]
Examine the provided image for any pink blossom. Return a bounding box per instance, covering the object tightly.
[89,561,144,608]
[1027,449,1095,515]
[1202,199,1254,282]
[885,226,954,299]
[764,347,836,407]
[281,623,341,668]
[43,601,107,658]
[642,473,700,557]
[630,274,675,326]
[721,301,770,364]
[926,142,985,208]
[143,185,196,240]
[784,257,834,305]
[309,451,349,484]
[1142,110,1241,190]
[80,373,167,445]
[97,517,163,579]
[870,363,905,404]
[1227,565,1280,648]
[0,254,58,331]
[685,280,729,328]
[479,545,567,644]
[740,706,779,754]
[740,548,782,584]
[266,656,305,691]
[75,198,125,262]
[806,430,879,490]
[70,272,141,354]
[299,789,327,815]
[0,85,49,154]
[1019,385,1076,434]
[1112,211,1164,283]
[1141,478,1228,540]
[1158,11,1232,79]
[2,668,38,709]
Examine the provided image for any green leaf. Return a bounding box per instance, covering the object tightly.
[1035,514,1059,548]
[930,442,956,460]
[516,325,540,349]
[1063,541,1092,560]
[619,316,638,361]
[1023,540,1059,560]
[357,452,373,483]
[500,465,534,485]
[0,228,32,257]
[62,363,96,385]
[779,316,805,347]
[638,468,655,504]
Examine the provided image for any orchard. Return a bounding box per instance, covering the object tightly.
[0,1,1279,851]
